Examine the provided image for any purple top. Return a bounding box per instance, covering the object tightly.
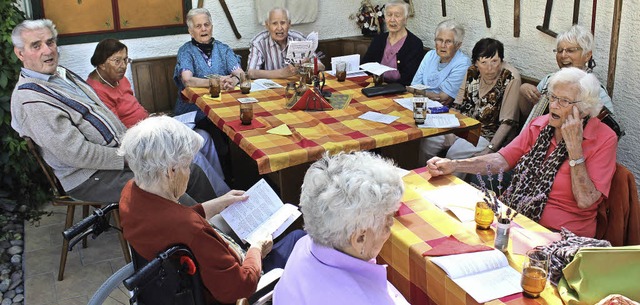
[380,35,407,82]
[273,235,408,305]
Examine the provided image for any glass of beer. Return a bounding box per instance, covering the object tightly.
[474,201,494,230]
[240,103,253,125]
[335,61,347,82]
[239,72,251,94]
[521,249,549,298]
[208,75,221,98]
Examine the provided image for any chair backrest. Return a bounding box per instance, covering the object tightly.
[23,136,66,198]
[129,245,207,305]
[595,163,640,246]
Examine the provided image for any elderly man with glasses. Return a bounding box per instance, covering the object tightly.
[427,67,618,238]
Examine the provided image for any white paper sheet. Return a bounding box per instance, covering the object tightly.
[172,111,197,129]
[358,111,399,124]
[237,97,258,104]
[251,79,284,92]
[330,54,361,73]
[418,184,483,222]
[393,98,443,111]
[418,114,460,128]
[359,62,397,76]
[286,40,314,64]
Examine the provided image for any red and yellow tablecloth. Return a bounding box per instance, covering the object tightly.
[184,77,481,174]
[380,168,563,305]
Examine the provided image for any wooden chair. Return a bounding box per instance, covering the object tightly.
[595,163,640,246]
[23,137,131,281]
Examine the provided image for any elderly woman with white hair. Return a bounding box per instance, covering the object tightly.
[427,67,618,237]
[273,152,409,304]
[411,19,471,104]
[118,116,304,304]
[173,7,244,125]
[520,25,615,128]
[362,0,425,85]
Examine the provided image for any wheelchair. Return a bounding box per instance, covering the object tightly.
[64,204,280,305]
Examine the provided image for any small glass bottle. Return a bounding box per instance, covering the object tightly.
[494,218,511,252]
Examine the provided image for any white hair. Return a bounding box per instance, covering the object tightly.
[117,116,204,186]
[300,152,404,250]
[385,0,409,19]
[11,19,57,49]
[186,8,212,29]
[548,67,602,117]
[266,7,290,24]
[435,19,465,45]
[556,25,594,57]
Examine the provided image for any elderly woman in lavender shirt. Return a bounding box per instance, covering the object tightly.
[273,152,408,305]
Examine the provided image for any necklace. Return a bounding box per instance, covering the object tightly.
[95,69,117,88]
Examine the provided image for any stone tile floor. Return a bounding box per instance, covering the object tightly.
[23,204,127,305]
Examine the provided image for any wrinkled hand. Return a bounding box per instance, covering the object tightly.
[221,75,238,91]
[217,190,249,209]
[561,106,584,156]
[520,83,542,104]
[426,157,455,177]
[250,232,273,258]
[280,64,298,78]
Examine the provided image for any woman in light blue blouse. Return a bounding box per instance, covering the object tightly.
[173,8,244,123]
[411,20,471,105]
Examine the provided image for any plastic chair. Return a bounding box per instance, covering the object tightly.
[23,136,131,280]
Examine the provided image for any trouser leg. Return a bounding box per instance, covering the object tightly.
[262,230,306,272]
[419,135,446,166]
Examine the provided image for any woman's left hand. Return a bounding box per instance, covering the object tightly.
[561,106,585,156]
[221,75,239,91]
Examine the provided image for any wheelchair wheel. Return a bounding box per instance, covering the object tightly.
[88,263,135,305]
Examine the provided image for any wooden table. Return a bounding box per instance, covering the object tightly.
[379,168,563,305]
[184,76,481,203]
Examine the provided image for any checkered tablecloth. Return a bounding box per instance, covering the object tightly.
[380,168,563,305]
[184,77,481,174]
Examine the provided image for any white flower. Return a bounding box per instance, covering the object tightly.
[371,25,377,31]
[359,15,364,21]
[377,11,383,17]
[363,23,369,28]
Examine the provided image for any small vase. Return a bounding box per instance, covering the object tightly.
[475,201,494,230]
[494,218,511,252]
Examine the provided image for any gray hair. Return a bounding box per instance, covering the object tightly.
[556,25,593,57]
[117,116,203,186]
[300,152,404,250]
[548,67,602,117]
[186,8,212,29]
[266,7,290,24]
[11,19,58,49]
[435,19,465,45]
[385,0,409,19]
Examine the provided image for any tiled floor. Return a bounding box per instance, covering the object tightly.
[23,204,128,305]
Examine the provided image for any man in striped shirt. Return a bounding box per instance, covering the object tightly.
[247,8,308,79]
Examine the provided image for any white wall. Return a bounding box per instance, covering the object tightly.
[57,0,640,184]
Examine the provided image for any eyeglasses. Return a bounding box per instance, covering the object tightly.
[108,57,132,66]
[434,38,455,46]
[552,47,583,55]
[547,92,582,107]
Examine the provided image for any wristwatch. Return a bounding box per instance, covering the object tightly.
[487,144,496,152]
[569,157,585,167]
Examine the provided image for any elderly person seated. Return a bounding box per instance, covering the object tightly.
[420,38,521,165]
[520,25,615,129]
[273,152,409,304]
[173,7,244,129]
[411,19,471,105]
[119,116,305,304]
[247,7,323,79]
[10,19,214,203]
[362,0,425,86]
[86,38,230,196]
[427,67,617,237]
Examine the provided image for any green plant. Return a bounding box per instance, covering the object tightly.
[0,0,51,220]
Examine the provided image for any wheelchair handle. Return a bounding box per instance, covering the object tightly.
[62,203,119,241]
[123,245,189,291]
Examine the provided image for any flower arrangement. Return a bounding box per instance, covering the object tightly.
[474,165,545,223]
[350,0,385,36]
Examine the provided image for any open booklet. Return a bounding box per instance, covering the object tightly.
[417,183,483,222]
[430,249,523,303]
[219,179,301,245]
[417,113,460,128]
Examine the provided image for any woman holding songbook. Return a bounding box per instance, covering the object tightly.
[426,67,617,238]
[273,152,409,304]
[118,116,304,304]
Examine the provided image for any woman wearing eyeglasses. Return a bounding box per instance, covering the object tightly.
[411,19,470,105]
[520,25,615,129]
[419,38,521,165]
[427,67,617,237]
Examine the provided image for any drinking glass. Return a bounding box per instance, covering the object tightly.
[413,97,427,125]
[208,75,221,98]
[521,249,549,298]
[335,61,347,82]
[239,72,251,94]
[240,103,253,125]
[474,201,494,230]
[372,73,384,86]
[300,63,314,85]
